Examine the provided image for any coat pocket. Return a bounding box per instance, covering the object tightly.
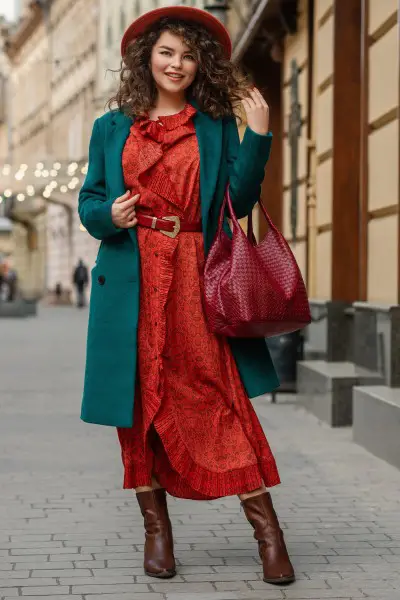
[88,265,138,327]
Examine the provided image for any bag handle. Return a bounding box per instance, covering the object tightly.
[218,185,281,239]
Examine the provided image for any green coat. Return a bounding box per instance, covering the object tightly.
[78,103,279,427]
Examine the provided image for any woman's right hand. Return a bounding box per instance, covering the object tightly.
[111,191,140,228]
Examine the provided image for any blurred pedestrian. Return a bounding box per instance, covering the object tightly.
[6,268,18,302]
[78,6,294,585]
[72,259,88,308]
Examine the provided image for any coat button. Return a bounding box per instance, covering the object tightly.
[98,275,105,285]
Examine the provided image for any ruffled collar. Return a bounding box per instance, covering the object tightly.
[136,104,197,142]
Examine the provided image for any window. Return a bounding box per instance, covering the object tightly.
[120,7,126,33]
[106,21,112,49]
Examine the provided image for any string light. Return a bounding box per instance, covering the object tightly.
[0,196,3,204]
[0,157,88,203]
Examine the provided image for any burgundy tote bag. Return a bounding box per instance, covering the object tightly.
[203,187,311,338]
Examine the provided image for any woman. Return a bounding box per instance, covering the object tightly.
[79,6,294,586]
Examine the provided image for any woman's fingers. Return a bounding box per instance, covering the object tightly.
[126,217,138,228]
[115,190,131,203]
[241,97,252,112]
[249,88,263,107]
[121,196,140,218]
[253,87,268,106]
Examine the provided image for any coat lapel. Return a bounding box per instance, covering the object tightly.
[191,103,222,233]
[105,111,137,245]
[105,111,133,196]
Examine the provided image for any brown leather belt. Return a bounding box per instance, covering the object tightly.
[136,214,202,239]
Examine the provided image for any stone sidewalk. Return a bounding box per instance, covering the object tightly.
[0,307,400,600]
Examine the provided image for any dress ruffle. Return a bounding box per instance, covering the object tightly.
[136,103,197,142]
[122,104,198,210]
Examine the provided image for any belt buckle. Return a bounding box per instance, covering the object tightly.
[159,215,180,238]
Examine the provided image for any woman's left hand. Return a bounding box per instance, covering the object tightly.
[241,87,270,135]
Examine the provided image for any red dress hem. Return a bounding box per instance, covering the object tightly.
[120,405,281,499]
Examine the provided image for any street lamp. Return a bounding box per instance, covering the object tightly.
[204,0,229,26]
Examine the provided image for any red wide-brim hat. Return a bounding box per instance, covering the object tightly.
[121,6,232,58]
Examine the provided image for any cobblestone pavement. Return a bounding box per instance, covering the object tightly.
[1,307,400,600]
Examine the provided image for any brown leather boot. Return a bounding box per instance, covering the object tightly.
[136,489,176,579]
[242,492,295,585]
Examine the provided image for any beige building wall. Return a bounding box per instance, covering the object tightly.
[46,0,99,296]
[0,38,10,165]
[311,0,334,300]
[366,0,399,303]
[283,0,309,280]
[8,13,49,297]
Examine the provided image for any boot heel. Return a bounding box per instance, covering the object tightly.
[145,568,176,579]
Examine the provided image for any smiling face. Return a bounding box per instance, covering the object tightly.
[150,31,198,98]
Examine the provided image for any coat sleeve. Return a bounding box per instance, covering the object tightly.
[225,117,272,219]
[78,119,123,240]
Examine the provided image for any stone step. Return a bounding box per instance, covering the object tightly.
[353,385,400,469]
[297,360,383,427]
[0,299,37,318]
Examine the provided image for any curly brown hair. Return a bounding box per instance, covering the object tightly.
[107,17,250,119]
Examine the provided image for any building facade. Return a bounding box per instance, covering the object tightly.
[229,0,400,306]
[3,0,99,299]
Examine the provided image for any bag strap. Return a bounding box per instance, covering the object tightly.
[218,185,281,238]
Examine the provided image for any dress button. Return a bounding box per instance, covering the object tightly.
[155,252,159,257]
[98,275,105,285]
[154,286,158,292]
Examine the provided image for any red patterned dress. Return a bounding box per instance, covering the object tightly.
[117,104,280,500]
